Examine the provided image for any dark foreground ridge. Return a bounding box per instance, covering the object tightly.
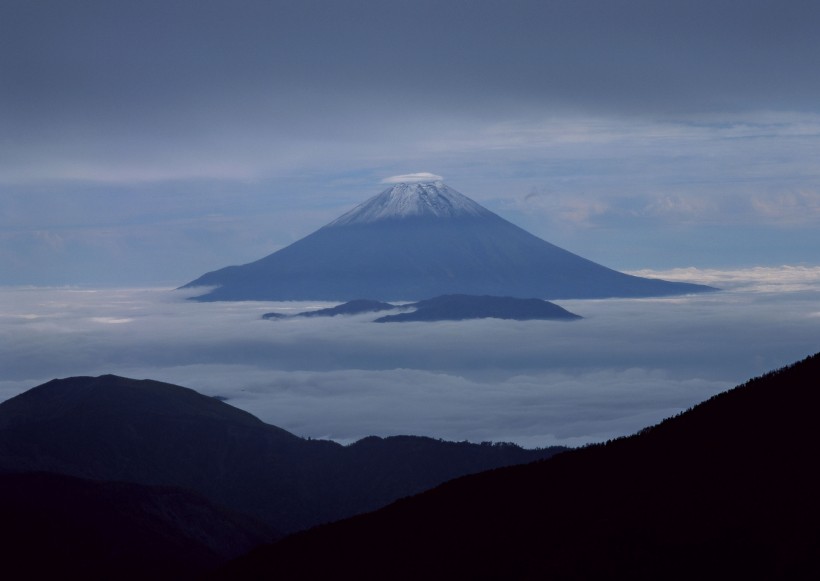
[0,375,563,577]
[183,181,715,301]
[0,471,269,579]
[263,294,582,322]
[221,352,820,580]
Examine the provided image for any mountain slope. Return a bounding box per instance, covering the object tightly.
[222,352,820,580]
[0,375,562,537]
[183,181,714,301]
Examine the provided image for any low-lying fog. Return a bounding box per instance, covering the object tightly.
[2,266,818,448]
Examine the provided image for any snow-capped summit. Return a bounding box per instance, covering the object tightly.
[328,181,492,226]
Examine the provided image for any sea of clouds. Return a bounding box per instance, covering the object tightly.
[2,265,818,448]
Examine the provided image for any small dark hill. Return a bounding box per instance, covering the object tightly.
[0,375,302,536]
[374,294,581,322]
[263,295,581,322]
[260,311,287,319]
[293,299,396,317]
[0,375,562,537]
[222,353,820,580]
[0,471,270,579]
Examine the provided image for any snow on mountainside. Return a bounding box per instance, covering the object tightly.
[328,182,492,226]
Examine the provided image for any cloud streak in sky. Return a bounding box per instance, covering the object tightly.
[4,0,820,186]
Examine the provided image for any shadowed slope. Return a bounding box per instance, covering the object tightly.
[183,182,715,301]
[223,353,820,580]
[0,375,304,536]
[0,472,271,579]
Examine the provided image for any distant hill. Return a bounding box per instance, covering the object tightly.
[221,353,820,580]
[374,294,581,322]
[295,299,396,317]
[260,311,287,319]
[0,375,562,539]
[182,181,715,301]
[263,295,581,322]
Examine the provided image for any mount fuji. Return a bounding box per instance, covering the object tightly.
[183,179,714,301]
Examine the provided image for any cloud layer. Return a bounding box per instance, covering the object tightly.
[2,267,818,446]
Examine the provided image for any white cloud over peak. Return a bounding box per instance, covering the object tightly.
[382,173,444,184]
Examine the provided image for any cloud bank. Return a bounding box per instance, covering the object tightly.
[2,267,818,447]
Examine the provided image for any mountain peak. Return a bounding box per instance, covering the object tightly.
[327,181,492,226]
[182,181,717,301]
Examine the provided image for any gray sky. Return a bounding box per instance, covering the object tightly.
[2,0,820,285]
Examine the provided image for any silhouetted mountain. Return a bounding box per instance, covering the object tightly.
[0,471,271,579]
[0,375,562,539]
[222,353,820,580]
[374,294,581,322]
[183,181,715,301]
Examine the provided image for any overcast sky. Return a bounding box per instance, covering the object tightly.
[2,0,820,285]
